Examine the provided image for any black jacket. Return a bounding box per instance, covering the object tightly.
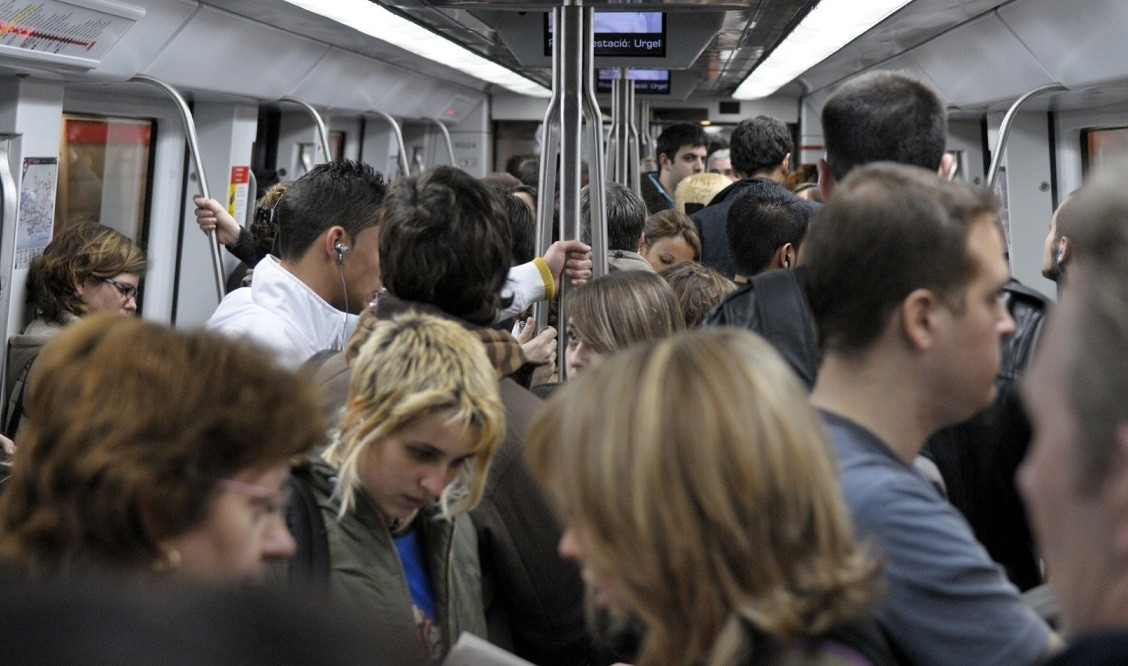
[691,178,820,280]
[702,267,818,389]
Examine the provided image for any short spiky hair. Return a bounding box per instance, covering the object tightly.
[323,312,505,519]
[273,160,387,260]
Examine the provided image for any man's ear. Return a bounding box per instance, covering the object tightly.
[637,233,648,255]
[780,242,795,269]
[780,152,792,174]
[817,158,835,202]
[938,153,955,180]
[324,226,348,261]
[1057,236,1072,265]
[657,152,671,173]
[900,288,939,352]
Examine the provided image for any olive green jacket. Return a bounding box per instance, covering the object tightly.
[288,461,487,662]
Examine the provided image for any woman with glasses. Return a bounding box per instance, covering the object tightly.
[3,223,147,439]
[0,315,323,584]
[281,311,504,664]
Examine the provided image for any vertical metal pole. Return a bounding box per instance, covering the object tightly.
[639,100,654,159]
[130,75,225,302]
[605,74,621,184]
[611,70,631,188]
[580,5,607,281]
[627,82,641,195]
[532,7,563,334]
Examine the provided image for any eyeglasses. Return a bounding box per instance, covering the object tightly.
[101,277,138,302]
[217,478,292,519]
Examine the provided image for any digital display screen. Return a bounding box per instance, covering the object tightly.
[545,11,666,58]
[596,69,671,95]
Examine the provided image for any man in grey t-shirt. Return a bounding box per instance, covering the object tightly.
[804,163,1059,665]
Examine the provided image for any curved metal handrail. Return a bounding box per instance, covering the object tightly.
[423,117,456,166]
[987,83,1067,188]
[280,97,332,163]
[129,74,224,301]
[369,111,410,177]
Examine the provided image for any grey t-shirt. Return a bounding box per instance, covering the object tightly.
[822,410,1050,666]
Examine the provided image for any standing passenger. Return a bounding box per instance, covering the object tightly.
[691,115,798,279]
[640,123,708,215]
[804,163,1058,665]
[1019,167,1128,662]
[529,329,895,666]
[0,316,322,583]
[205,160,386,369]
[320,166,596,665]
[286,312,504,664]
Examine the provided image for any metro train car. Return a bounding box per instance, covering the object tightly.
[0,0,1122,356]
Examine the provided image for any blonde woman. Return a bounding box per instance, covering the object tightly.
[529,329,894,665]
[287,312,504,664]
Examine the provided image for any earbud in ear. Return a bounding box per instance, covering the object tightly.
[334,242,350,264]
[1055,248,1064,263]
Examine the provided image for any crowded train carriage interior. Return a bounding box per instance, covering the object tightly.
[1,0,1128,661]
[4,0,1128,337]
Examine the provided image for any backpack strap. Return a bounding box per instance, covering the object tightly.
[3,354,38,439]
[750,268,820,389]
[284,466,331,587]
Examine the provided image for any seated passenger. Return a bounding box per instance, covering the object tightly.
[636,209,701,272]
[284,312,503,663]
[4,223,147,439]
[562,271,684,379]
[0,316,322,584]
[804,163,1059,665]
[528,328,895,665]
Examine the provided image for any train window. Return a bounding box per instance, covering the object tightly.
[56,114,155,243]
[1081,126,1128,175]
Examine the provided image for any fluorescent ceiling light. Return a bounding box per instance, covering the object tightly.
[732,0,912,100]
[283,0,551,98]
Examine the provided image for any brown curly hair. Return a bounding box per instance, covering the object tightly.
[26,224,147,324]
[0,316,324,576]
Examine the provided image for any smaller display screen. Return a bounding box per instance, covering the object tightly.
[596,69,671,95]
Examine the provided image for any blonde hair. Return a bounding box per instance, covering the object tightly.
[674,172,733,214]
[529,329,879,666]
[322,312,505,519]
